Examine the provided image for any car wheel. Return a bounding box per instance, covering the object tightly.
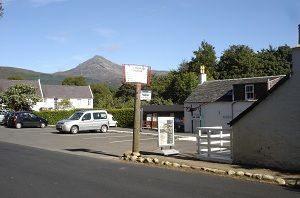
[70,126,79,134]
[16,123,22,129]
[100,125,108,133]
[40,123,46,128]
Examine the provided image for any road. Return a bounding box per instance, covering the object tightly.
[0,142,298,198]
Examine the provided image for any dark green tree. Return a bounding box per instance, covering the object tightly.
[0,1,3,17]
[187,41,218,79]
[166,72,198,104]
[216,45,258,79]
[256,45,292,76]
[62,76,87,86]
[0,84,41,111]
[91,83,115,109]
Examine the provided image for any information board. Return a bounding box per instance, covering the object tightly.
[158,117,175,147]
[123,64,149,84]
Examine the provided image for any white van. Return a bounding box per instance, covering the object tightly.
[108,114,118,127]
[56,110,109,134]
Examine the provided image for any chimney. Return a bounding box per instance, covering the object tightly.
[199,65,207,84]
[298,24,300,46]
[292,24,300,75]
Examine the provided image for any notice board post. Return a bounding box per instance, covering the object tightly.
[123,64,151,154]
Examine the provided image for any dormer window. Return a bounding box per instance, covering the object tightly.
[245,84,254,100]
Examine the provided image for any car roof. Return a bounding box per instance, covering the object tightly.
[77,110,107,113]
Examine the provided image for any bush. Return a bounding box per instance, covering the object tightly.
[35,108,134,127]
[107,108,134,128]
[35,110,75,125]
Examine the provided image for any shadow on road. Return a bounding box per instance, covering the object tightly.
[65,148,120,158]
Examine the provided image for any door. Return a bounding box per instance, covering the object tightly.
[28,113,41,127]
[80,113,92,131]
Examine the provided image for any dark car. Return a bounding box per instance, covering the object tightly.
[2,111,14,126]
[7,112,48,129]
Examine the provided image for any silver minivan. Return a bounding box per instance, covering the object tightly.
[56,110,109,134]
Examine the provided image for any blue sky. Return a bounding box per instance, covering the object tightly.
[0,0,299,73]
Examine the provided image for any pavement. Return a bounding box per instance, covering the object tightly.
[111,128,300,186]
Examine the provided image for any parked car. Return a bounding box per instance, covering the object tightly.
[7,112,48,129]
[2,111,14,126]
[108,114,118,127]
[0,110,7,124]
[56,110,109,134]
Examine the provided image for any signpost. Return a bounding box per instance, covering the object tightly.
[140,90,152,101]
[157,117,179,155]
[123,64,151,154]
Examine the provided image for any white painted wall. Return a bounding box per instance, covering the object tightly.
[232,47,300,171]
[184,101,253,133]
[32,98,93,111]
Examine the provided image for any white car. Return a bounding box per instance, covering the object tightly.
[108,114,118,127]
[0,110,6,124]
[56,110,109,134]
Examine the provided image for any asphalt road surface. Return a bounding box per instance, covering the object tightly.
[0,142,298,198]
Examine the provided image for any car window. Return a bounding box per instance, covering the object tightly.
[93,112,107,120]
[29,113,37,118]
[69,112,83,120]
[82,113,91,121]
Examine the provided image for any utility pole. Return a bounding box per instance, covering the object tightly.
[132,83,141,153]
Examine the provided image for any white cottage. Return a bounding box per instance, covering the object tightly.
[184,69,284,133]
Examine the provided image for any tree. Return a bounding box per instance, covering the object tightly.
[91,83,115,109]
[0,1,3,17]
[7,75,24,80]
[216,45,258,79]
[57,99,73,110]
[0,84,41,111]
[166,72,198,104]
[62,76,87,86]
[187,41,218,79]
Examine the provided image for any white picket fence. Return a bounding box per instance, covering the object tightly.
[196,127,232,163]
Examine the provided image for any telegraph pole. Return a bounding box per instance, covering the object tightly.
[132,83,142,153]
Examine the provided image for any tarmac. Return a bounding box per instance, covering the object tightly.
[111,127,300,187]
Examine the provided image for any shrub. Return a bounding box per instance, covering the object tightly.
[35,110,75,125]
[35,108,134,127]
[107,108,134,128]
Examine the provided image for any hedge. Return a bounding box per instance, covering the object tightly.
[35,108,134,127]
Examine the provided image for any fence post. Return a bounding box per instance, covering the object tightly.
[207,129,211,157]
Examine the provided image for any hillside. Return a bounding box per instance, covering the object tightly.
[0,56,168,87]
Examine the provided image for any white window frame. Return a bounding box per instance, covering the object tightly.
[245,84,254,100]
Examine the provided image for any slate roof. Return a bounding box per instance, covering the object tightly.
[142,105,183,112]
[42,85,93,99]
[0,79,43,97]
[185,75,284,103]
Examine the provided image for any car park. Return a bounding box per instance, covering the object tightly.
[7,112,48,129]
[56,110,109,134]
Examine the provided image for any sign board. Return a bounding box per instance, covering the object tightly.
[123,64,150,84]
[140,90,152,101]
[158,117,175,147]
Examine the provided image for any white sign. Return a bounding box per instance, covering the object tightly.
[140,90,152,101]
[124,64,149,84]
[158,117,175,147]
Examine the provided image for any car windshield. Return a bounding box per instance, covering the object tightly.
[68,112,84,120]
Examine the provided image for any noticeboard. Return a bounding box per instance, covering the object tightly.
[123,64,150,84]
[158,117,175,147]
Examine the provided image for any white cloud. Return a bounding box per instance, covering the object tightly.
[30,0,67,7]
[94,27,116,38]
[45,33,68,43]
[100,44,121,52]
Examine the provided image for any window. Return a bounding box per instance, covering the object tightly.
[93,112,107,120]
[245,84,254,100]
[82,113,91,121]
[88,99,91,106]
[54,98,58,109]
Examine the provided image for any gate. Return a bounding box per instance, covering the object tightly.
[196,127,232,163]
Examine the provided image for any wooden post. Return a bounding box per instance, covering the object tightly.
[132,83,141,153]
